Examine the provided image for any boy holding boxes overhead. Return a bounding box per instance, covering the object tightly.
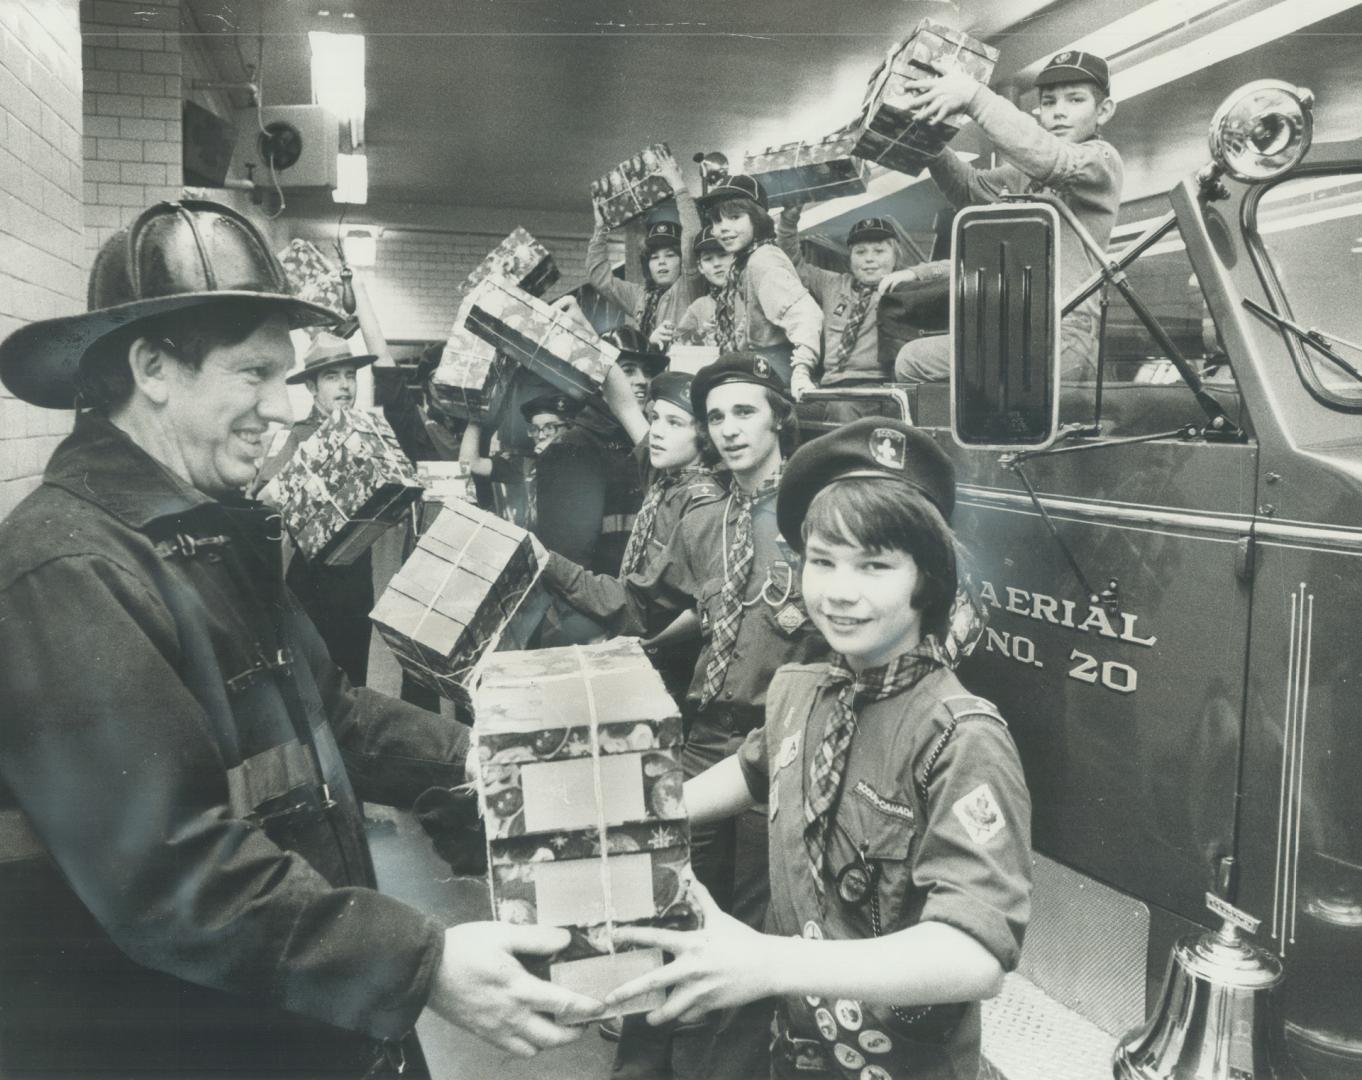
[892,49,1123,386]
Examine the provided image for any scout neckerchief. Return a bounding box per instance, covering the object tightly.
[699,468,781,707]
[803,637,947,894]
[619,464,712,576]
[638,285,663,341]
[714,239,775,352]
[831,279,878,369]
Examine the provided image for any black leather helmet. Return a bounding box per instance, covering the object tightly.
[0,199,340,408]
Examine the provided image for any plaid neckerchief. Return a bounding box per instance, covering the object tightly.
[713,239,774,352]
[699,470,780,708]
[802,638,947,893]
[638,285,663,341]
[831,279,878,369]
[619,465,712,576]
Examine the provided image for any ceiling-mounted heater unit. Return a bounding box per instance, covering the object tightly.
[231,105,339,190]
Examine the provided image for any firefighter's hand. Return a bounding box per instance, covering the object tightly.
[604,880,779,1025]
[876,267,919,297]
[905,68,981,126]
[412,785,487,876]
[427,923,603,1058]
[649,320,676,349]
[790,365,818,401]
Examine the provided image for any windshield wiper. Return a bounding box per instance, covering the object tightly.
[1244,297,1362,386]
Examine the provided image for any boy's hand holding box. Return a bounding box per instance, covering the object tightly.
[461,227,560,299]
[472,640,700,1016]
[258,408,422,566]
[370,501,549,705]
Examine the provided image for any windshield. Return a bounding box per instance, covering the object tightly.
[1251,170,1362,407]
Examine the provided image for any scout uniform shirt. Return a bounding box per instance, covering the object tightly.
[675,293,719,345]
[738,662,1032,1080]
[543,477,827,720]
[720,244,824,376]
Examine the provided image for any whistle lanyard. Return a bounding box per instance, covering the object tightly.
[720,492,794,609]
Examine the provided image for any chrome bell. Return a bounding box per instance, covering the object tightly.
[1114,894,1299,1079]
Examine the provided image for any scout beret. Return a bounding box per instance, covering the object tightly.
[1035,50,1110,94]
[690,350,790,416]
[644,219,684,252]
[847,217,896,246]
[776,417,956,549]
[647,371,695,415]
[519,392,583,423]
[602,326,668,377]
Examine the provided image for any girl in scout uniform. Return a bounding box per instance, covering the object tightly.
[606,417,1033,1080]
[652,224,733,348]
[704,176,824,389]
[587,150,705,341]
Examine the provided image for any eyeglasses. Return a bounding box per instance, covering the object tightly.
[529,422,568,440]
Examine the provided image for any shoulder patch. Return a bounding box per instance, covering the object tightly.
[951,783,1007,845]
[940,695,1006,728]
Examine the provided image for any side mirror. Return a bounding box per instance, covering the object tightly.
[950,202,1062,449]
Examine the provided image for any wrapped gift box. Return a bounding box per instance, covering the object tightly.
[742,130,869,208]
[462,227,560,299]
[473,640,699,1016]
[259,409,421,566]
[415,461,477,508]
[432,301,513,422]
[666,344,720,377]
[591,144,676,230]
[851,19,999,175]
[464,276,618,400]
[370,502,548,704]
[276,238,346,317]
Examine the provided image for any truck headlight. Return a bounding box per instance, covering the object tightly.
[1208,80,1314,183]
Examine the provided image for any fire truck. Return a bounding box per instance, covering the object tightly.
[801,81,1361,1079]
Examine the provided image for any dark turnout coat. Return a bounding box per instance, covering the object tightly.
[0,414,469,1077]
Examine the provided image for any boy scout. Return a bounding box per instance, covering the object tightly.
[607,418,1033,1080]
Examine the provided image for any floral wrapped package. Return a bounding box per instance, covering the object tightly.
[851,19,999,176]
[461,227,560,299]
[473,640,699,1015]
[370,502,548,705]
[432,298,513,422]
[258,408,421,567]
[275,238,347,317]
[464,276,618,400]
[742,129,869,208]
[590,144,676,230]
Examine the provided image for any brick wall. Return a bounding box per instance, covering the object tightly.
[0,1,83,519]
[80,0,181,256]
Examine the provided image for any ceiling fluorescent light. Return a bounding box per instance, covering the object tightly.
[333,152,368,204]
[309,31,366,126]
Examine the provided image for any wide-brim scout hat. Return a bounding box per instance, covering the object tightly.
[847,217,897,246]
[602,326,668,378]
[693,224,726,257]
[647,371,695,415]
[285,331,378,385]
[1034,50,1110,94]
[690,350,790,416]
[519,392,583,424]
[700,174,769,213]
[777,417,955,550]
[644,219,684,252]
[0,200,341,409]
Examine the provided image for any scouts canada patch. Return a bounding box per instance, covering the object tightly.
[776,604,807,633]
[952,783,1007,845]
[853,780,915,824]
[1054,50,1073,64]
[869,428,907,471]
[754,356,771,379]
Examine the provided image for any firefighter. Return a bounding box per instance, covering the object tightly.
[538,351,827,1079]
[606,418,1033,1080]
[603,325,670,404]
[653,223,734,349]
[0,200,600,1078]
[892,49,1123,385]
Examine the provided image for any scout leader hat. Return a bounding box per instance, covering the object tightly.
[1034,50,1110,94]
[776,417,955,551]
[285,331,379,385]
[690,350,790,416]
[693,224,725,257]
[519,392,583,424]
[647,370,695,415]
[0,200,341,409]
[847,217,897,246]
[602,326,668,378]
[644,220,684,252]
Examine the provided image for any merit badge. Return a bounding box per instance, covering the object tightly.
[859,1029,893,1054]
[834,999,863,1031]
[869,427,907,471]
[815,1007,838,1041]
[952,783,1007,845]
[776,604,807,633]
[754,356,771,379]
[803,919,824,940]
[833,1043,867,1070]
[833,300,848,318]
[861,1065,893,1080]
[778,732,802,771]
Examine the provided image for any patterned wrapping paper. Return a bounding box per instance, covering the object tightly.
[851,19,999,176]
[431,311,513,423]
[590,143,676,230]
[464,275,619,400]
[370,502,549,705]
[275,238,346,316]
[415,461,477,507]
[473,640,700,1015]
[461,227,560,299]
[742,130,869,208]
[258,408,422,566]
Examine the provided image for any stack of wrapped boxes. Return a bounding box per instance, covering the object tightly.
[473,640,700,1011]
[460,227,560,300]
[258,409,422,566]
[432,296,512,422]
[742,129,869,208]
[591,144,677,229]
[851,19,999,175]
[369,501,548,705]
